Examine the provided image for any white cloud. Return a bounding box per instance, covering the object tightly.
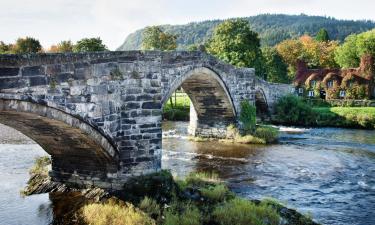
[0,0,374,50]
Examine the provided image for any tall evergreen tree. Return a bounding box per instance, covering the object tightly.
[315,28,330,42]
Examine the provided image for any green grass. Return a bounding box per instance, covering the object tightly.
[163,92,190,121]
[81,198,155,225]
[313,107,375,129]
[200,184,230,202]
[212,197,280,225]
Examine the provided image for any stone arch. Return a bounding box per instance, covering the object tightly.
[254,88,269,118]
[0,99,119,187]
[162,67,236,138]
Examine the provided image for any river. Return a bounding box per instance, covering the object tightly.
[0,122,374,225]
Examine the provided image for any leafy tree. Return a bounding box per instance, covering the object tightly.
[12,37,42,54]
[335,29,375,68]
[49,40,74,53]
[142,26,177,51]
[315,28,330,42]
[206,19,265,77]
[0,41,12,54]
[73,37,107,52]
[276,35,338,79]
[262,47,290,83]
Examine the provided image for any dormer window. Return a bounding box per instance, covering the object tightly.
[340,90,346,97]
[327,80,333,88]
[310,80,317,87]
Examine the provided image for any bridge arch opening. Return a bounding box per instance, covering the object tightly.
[254,89,269,120]
[0,99,119,187]
[162,67,236,138]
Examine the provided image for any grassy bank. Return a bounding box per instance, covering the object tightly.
[313,107,375,129]
[274,95,375,129]
[24,158,318,225]
[80,171,318,225]
[163,92,190,121]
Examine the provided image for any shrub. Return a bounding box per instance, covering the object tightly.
[81,199,155,225]
[163,203,201,225]
[213,198,280,225]
[239,101,257,134]
[254,126,279,143]
[274,95,317,126]
[139,197,161,219]
[121,170,175,204]
[200,184,230,202]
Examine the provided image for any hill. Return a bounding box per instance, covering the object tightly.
[117,14,375,50]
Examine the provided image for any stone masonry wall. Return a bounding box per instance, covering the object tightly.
[0,51,291,189]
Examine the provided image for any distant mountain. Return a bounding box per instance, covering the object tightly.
[117,14,375,50]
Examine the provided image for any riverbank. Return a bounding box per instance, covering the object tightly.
[313,107,375,129]
[273,95,375,129]
[24,157,319,225]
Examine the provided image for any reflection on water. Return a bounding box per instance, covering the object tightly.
[162,121,375,225]
[0,122,374,225]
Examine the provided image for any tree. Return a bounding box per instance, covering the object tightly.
[315,28,330,42]
[262,47,290,83]
[48,40,74,53]
[141,26,177,51]
[12,37,42,54]
[335,29,375,68]
[73,37,107,52]
[276,35,338,80]
[0,41,12,54]
[206,19,265,77]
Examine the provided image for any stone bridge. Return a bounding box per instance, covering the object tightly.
[0,51,291,189]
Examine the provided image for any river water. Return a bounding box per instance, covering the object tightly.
[0,122,374,225]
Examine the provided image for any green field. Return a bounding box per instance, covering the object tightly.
[163,92,190,121]
[313,107,375,129]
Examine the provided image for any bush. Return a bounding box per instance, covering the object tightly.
[163,203,201,225]
[213,198,280,225]
[254,126,279,143]
[81,199,155,225]
[121,170,175,204]
[239,101,257,134]
[274,95,317,126]
[139,197,161,219]
[200,184,230,202]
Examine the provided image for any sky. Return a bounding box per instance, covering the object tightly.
[1,0,374,50]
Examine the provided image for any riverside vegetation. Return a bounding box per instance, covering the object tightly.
[24,157,319,225]
[273,95,375,129]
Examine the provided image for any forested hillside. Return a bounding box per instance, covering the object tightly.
[117,14,375,50]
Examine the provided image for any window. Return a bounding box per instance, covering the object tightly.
[340,90,346,97]
[327,80,333,88]
[308,90,314,97]
[310,80,317,87]
[298,88,303,94]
